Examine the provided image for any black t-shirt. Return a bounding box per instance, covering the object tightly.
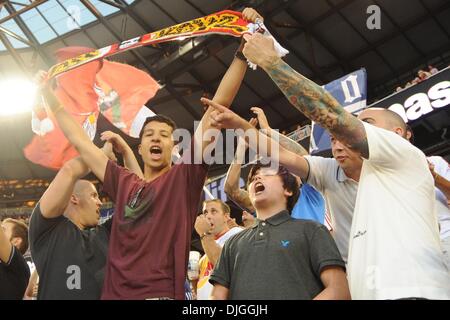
[210,210,345,299]
[29,204,111,300]
[0,246,30,299]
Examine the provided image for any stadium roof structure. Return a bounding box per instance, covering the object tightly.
[0,0,449,206]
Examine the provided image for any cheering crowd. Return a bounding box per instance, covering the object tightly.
[1,8,449,300]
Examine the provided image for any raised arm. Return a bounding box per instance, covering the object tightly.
[100,131,143,178]
[251,106,308,156]
[195,8,261,153]
[224,136,255,212]
[434,174,450,200]
[243,34,369,158]
[39,156,89,218]
[224,106,308,210]
[202,99,310,179]
[429,161,450,200]
[39,75,109,182]
[196,51,247,153]
[194,214,222,266]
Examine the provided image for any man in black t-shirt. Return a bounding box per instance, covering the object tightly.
[0,218,30,299]
[209,163,350,300]
[29,157,111,300]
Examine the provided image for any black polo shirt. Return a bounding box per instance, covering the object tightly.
[209,210,345,300]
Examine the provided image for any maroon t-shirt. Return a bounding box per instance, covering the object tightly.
[101,150,208,299]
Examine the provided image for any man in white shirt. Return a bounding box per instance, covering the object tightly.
[346,110,449,299]
[428,155,450,269]
[202,33,450,299]
[193,200,242,300]
[407,127,450,270]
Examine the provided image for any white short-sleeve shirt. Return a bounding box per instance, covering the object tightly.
[347,122,450,300]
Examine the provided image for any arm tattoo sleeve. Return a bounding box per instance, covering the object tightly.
[265,59,369,158]
[270,129,308,156]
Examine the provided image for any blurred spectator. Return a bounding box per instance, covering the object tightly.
[184,278,194,300]
[427,156,450,270]
[24,269,39,300]
[394,66,438,93]
[418,70,431,82]
[0,218,30,299]
[194,199,243,300]
[428,65,438,75]
[406,126,450,263]
[411,77,421,85]
[241,210,256,228]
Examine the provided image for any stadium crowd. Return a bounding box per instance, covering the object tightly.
[1,8,449,300]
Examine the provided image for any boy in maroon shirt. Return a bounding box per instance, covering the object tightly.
[38,8,262,299]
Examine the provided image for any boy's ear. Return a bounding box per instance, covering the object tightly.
[284,189,293,197]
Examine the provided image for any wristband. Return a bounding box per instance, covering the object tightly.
[200,232,212,240]
[234,50,247,62]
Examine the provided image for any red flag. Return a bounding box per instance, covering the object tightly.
[24,110,86,170]
[24,46,159,170]
[95,59,159,137]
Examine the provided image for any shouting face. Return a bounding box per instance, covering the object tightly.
[139,120,175,171]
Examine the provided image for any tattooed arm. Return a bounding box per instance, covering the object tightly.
[223,134,306,211]
[269,129,308,156]
[224,137,255,212]
[203,99,310,179]
[224,107,307,211]
[242,34,369,158]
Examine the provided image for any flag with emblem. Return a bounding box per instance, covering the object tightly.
[24,46,159,170]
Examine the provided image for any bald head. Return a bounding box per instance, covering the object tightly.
[358,108,407,138]
[382,109,407,133]
[73,179,95,196]
[68,179,101,229]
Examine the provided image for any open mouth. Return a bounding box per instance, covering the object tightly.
[150,146,163,159]
[150,146,162,154]
[254,182,265,195]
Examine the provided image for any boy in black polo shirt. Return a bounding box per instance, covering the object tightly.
[210,163,350,300]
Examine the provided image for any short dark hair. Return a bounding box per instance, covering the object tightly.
[203,199,231,215]
[247,163,300,212]
[139,115,177,140]
[3,218,28,255]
